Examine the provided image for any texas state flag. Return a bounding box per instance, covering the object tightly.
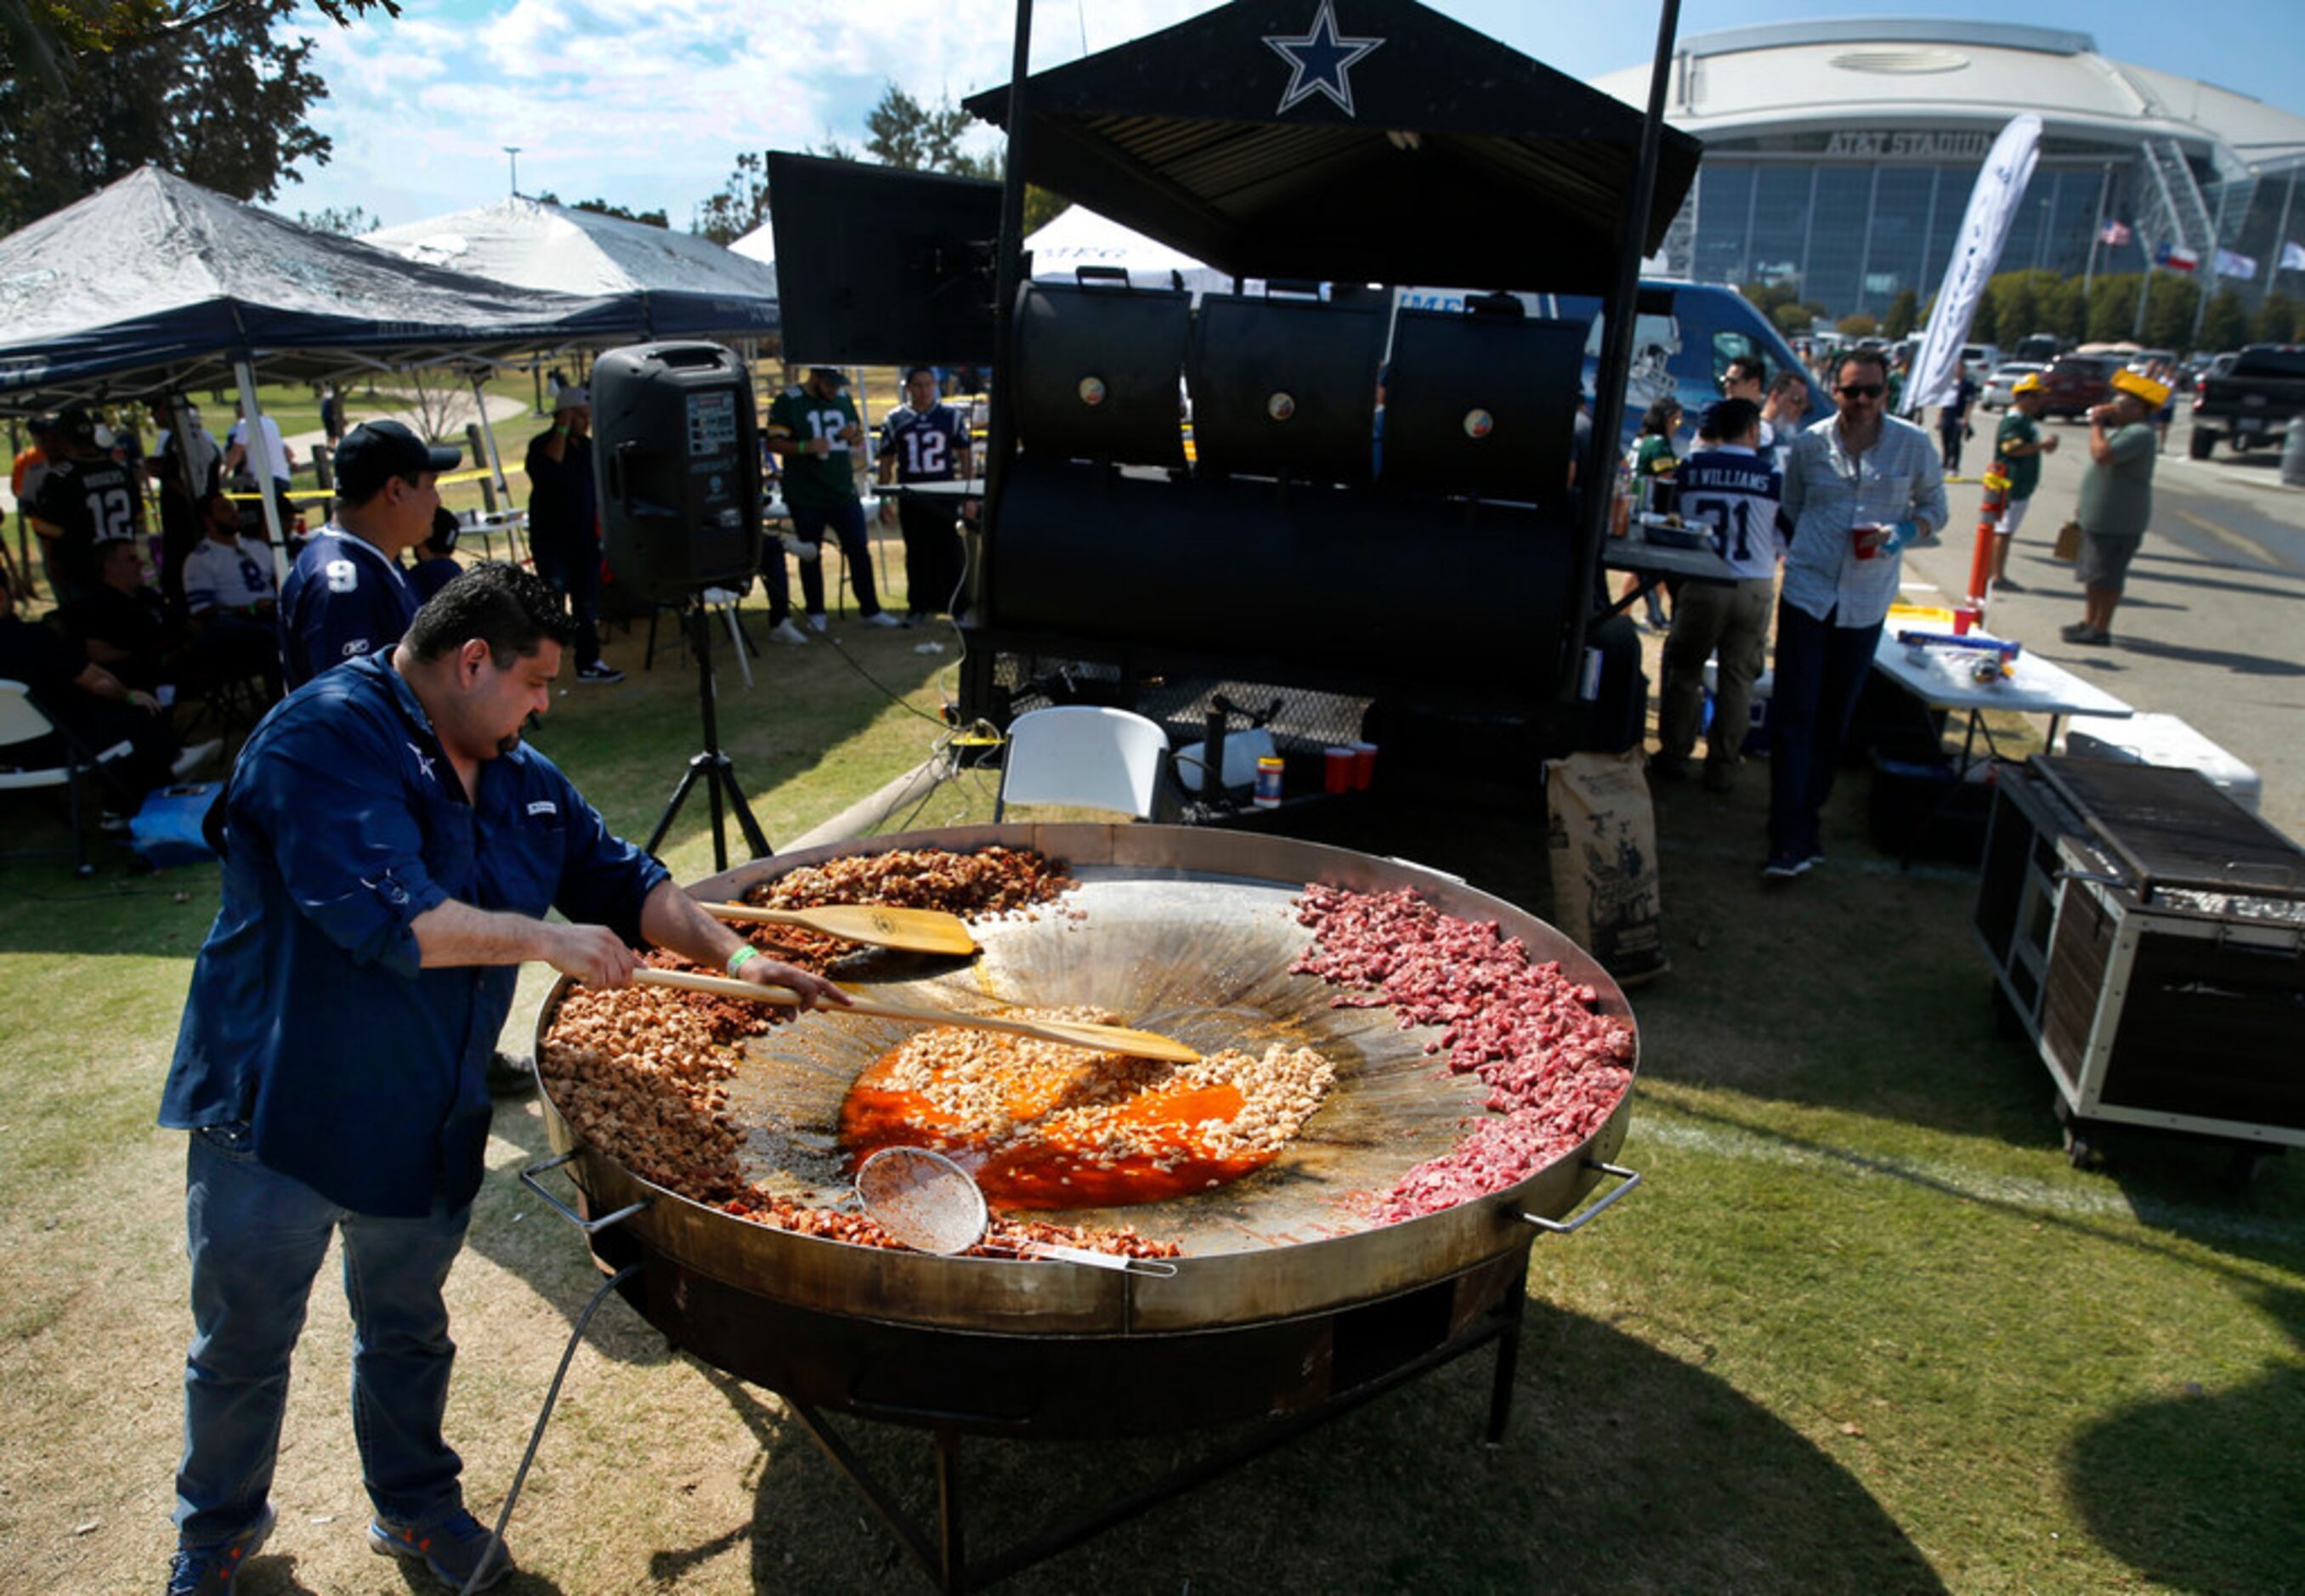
[2154,241,2199,272]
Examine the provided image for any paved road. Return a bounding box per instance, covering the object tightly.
[1901,414,2305,840]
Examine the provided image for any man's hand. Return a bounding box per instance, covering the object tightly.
[2042,434,2059,453]
[546,923,643,988]
[807,435,831,457]
[732,954,852,1018]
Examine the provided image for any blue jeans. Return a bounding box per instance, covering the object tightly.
[173,1125,472,1547]
[1767,601,1883,862]
[767,499,882,619]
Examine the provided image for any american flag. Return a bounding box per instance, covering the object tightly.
[2098,219,2132,247]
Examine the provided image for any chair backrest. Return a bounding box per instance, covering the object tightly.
[998,706,1171,819]
[0,680,70,790]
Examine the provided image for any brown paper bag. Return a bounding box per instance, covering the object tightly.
[2052,518,2083,562]
[1543,750,1669,986]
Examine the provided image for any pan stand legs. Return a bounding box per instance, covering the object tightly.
[1487,1248,1532,1445]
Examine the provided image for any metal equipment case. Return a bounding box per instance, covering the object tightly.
[1973,757,2305,1171]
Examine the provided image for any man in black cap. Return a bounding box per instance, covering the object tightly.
[764,365,902,633]
[28,406,143,605]
[279,420,458,690]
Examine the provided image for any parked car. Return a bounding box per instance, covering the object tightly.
[2189,343,2305,457]
[2013,332,2062,364]
[1978,362,2047,411]
[2037,354,2118,420]
[1960,342,2002,381]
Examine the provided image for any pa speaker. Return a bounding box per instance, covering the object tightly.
[592,342,762,603]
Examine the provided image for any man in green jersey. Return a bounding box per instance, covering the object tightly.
[1987,373,2057,591]
[764,367,902,636]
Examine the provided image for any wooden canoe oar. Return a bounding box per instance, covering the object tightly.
[631,967,1200,1064]
[709,902,978,956]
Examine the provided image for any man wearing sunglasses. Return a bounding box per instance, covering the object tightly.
[1767,349,1948,881]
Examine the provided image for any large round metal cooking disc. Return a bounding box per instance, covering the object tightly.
[718,864,1498,1255]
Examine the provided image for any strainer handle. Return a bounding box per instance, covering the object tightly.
[520,1151,652,1235]
[1521,1161,1641,1235]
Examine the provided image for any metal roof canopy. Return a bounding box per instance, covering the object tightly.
[963,0,1700,294]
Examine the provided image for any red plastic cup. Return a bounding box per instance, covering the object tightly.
[1951,603,1978,637]
[1323,747,1356,794]
[1852,524,1882,561]
[1349,741,1378,790]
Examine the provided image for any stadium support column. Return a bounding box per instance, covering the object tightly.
[2266,166,2297,311]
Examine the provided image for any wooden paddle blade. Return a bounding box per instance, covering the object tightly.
[1010,1019,1202,1063]
[711,902,979,955]
[626,968,1199,1063]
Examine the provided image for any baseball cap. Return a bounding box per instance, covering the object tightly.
[53,406,99,448]
[807,365,847,384]
[2011,373,2043,396]
[2110,369,2171,409]
[335,419,460,500]
[552,385,589,411]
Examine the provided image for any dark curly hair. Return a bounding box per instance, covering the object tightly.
[404,560,575,667]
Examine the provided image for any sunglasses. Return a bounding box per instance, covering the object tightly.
[1837,382,1885,399]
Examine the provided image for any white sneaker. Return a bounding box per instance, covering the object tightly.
[170,739,223,779]
[785,540,822,563]
[767,619,809,645]
[806,613,828,633]
[863,611,904,628]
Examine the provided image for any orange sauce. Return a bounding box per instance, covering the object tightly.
[840,1050,1276,1210]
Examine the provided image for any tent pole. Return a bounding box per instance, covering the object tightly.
[469,371,515,556]
[232,358,292,588]
[1565,0,1681,709]
[978,0,1038,654]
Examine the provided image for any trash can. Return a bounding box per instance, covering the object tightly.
[2284,414,2305,488]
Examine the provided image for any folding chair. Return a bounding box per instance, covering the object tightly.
[994,706,1172,821]
[0,679,136,877]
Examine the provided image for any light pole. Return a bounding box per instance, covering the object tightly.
[503,146,523,198]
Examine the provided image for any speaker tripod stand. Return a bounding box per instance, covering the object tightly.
[645,594,771,873]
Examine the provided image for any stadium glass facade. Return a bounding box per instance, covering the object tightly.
[1687,132,2150,319]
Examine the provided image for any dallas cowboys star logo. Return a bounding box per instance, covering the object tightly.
[1263,0,1384,117]
[406,741,438,783]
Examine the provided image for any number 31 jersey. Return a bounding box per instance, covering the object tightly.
[1675,445,1787,581]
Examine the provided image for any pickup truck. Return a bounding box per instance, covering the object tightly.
[2189,344,2305,458]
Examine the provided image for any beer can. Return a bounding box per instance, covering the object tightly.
[1253,756,1285,809]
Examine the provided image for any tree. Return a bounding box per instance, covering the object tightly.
[2141,271,2199,351]
[1837,312,1878,339]
[297,203,375,236]
[862,83,997,180]
[535,190,668,229]
[693,150,770,246]
[2087,274,2142,343]
[2199,286,2251,355]
[1882,287,1920,340]
[1771,302,1814,339]
[0,0,396,234]
[2251,290,2297,346]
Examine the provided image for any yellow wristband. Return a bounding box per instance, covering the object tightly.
[725,944,761,976]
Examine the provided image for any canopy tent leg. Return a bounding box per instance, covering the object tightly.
[232,358,292,589]
[470,372,520,565]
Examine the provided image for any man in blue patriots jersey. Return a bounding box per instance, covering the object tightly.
[876,366,974,623]
[1654,398,1785,793]
[278,421,456,689]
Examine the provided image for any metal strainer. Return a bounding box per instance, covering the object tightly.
[853,1146,1176,1276]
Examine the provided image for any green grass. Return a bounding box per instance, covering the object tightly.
[0,608,2298,1593]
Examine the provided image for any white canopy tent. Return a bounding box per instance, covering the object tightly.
[1022,205,1236,297]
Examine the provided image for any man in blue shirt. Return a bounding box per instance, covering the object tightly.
[158,563,845,1593]
[278,420,454,690]
[1768,349,1948,881]
[877,365,974,623]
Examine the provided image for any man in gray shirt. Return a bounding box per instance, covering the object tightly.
[2063,370,2163,647]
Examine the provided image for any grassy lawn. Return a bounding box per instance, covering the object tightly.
[0,592,2297,1593]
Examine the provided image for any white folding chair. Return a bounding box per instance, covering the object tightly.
[0,679,135,877]
[994,706,1171,821]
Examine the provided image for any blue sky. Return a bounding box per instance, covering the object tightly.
[280,0,2305,234]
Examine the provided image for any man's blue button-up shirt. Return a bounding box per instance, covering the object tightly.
[159,652,669,1217]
